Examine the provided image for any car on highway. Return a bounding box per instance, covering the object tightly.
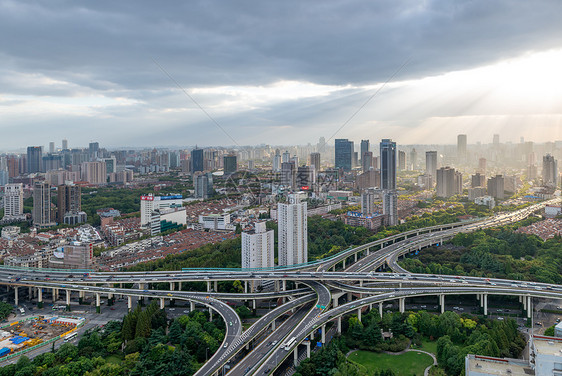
[167,293,173,297]
[223,342,228,348]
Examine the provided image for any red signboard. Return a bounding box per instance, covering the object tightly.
[141,195,154,201]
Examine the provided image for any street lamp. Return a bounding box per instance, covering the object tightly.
[206,347,209,361]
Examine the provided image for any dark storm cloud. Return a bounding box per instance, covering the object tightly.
[2,0,562,148]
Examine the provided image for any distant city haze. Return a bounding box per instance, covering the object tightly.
[1,1,562,149]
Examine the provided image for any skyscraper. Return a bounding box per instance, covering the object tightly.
[81,161,107,185]
[380,139,396,190]
[278,194,307,266]
[62,139,68,150]
[49,142,55,154]
[88,142,99,160]
[241,221,274,271]
[33,181,55,228]
[27,146,43,173]
[194,172,213,199]
[398,150,406,171]
[281,162,296,188]
[360,140,369,162]
[361,188,377,215]
[425,151,437,182]
[487,175,505,199]
[309,152,321,172]
[57,183,82,223]
[223,155,237,174]
[471,173,486,188]
[362,151,373,172]
[409,148,417,170]
[457,134,467,162]
[296,165,316,190]
[335,139,353,171]
[3,183,24,219]
[191,148,204,173]
[273,150,281,172]
[42,154,62,172]
[542,154,558,188]
[493,134,500,146]
[436,167,462,198]
[383,190,398,226]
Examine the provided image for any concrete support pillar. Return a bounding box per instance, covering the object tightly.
[332,265,335,272]
[354,253,358,263]
[127,296,132,312]
[37,288,43,308]
[379,302,383,318]
[332,296,338,308]
[207,281,211,292]
[359,280,363,287]
[178,281,182,291]
[271,320,276,331]
[347,292,352,302]
[357,307,362,322]
[244,281,248,294]
[214,281,218,292]
[66,290,71,311]
[274,280,279,292]
[305,341,311,358]
[399,298,405,313]
[28,286,32,298]
[440,294,445,314]
[342,259,346,269]
[282,280,286,291]
[96,293,101,314]
[252,299,256,310]
[321,324,326,343]
[52,288,56,303]
[160,298,165,309]
[14,286,18,307]
[337,316,342,333]
[523,296,527,310]
[190,301,195,311]
[527,296,532,319]
[483,294,488,316]
[293,348,298,366]
[518,296,522,303]
[169,282,174,291]
[209,307,213,321]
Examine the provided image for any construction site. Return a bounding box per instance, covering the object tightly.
[0,316,85,358]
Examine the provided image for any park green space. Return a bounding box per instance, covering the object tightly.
[348,350,433,376]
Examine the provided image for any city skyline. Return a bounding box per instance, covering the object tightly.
[1,1,562,149]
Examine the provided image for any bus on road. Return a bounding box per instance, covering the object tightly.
[64,332,77,342]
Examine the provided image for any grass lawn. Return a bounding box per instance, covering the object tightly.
[349,350,433,376]
[418,338,438,355]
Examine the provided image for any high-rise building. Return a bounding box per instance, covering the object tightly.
[282,151,291,163]
[361,188,377,215]
[425,151,438,185]
[273,150,281,172]
[191,148,204,173]
[335,139,353,171]
[42,154,62,172]
[281,162,296,189]
[542,154,558,188]
[278,195,307,266]
[241,221,274,274]
[88,142,99,160]
[383,190,398,226]
[49,142,55,154]
[398,150,406,171]
[33,181,55,228]
[102,157,117,174]
[457,134,467,162]
[380,139,396,190]
[471,173,486,188]
[296,166,316,190]
[62,139,68,150]
[81,161,107,185]
[436,167,462,198]
[360,140,369,162]
[3,183,24,219]
[487,175,505,200]
[27,146,43,173]
[478,157,487,175]
[223,155,237,174]
[57,183,82,223]
[7,155,19,178]
[194,172,213,199]
[309,152,321,172]
[409,148,417,170]
[362,151,373,172]
[493,134,500,146]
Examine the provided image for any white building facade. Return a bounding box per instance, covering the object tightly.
[278,195,307,266]
[3,183,24,219]
[241,222,274,269]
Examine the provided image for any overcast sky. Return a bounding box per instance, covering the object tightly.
[1,0,562,151]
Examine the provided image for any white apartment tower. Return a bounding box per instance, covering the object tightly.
[241,222,274,269]
[3,183,24,219]
[278,195,308,266]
